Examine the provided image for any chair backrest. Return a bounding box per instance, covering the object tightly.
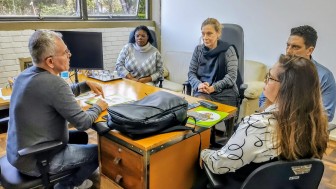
[220,23,245,111]
[128,28,158,48]
[221,23,244,88]
[241,159,324,189]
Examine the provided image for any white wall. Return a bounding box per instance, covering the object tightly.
[161,0,336,123]
[161,0,336,73]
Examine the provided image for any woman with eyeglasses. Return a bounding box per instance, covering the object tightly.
[199,54,328,188]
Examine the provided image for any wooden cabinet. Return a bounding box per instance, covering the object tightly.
[99,128,211,189]
[100,137,144,189]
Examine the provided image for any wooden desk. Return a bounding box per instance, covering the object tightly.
[2,74,237,189]
[84,77,237,189]
[0,88,11,110]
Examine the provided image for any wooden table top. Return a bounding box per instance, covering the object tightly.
[0,74,237,151]
[0,88,11,110]
[81,76,237,151]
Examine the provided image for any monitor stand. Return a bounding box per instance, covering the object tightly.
[74,69,79,83]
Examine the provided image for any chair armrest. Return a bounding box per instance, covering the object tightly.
[0,117,9,124]
[239,83,248,98]
[244,81,265,99]
[68,130,89,144]
[92,122,111,135]
[182,81,192,95]
[203,163,225,189]
[158,77,164,88]
[240,83,248,91]
[18,141,63,156]
[328,123,336,132]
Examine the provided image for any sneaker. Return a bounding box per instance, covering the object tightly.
[74,179,93,189]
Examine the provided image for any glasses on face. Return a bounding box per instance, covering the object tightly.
[265,72,280,83]
[45,49,71,61]
[56,49,71,57]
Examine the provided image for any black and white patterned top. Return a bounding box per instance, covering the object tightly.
[201,104,278,174]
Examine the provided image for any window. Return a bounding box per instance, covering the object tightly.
[0,0,148,20]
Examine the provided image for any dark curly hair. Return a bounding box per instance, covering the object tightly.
[129,25,154,45]
[290,25,317,48]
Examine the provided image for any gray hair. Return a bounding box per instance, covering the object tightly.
[28,30,62,64]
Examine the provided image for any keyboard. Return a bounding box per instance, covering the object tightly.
[88,74,122,82]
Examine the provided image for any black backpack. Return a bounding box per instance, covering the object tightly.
[106,91,193,139]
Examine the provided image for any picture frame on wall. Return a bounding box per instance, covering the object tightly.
[19,57,33,72]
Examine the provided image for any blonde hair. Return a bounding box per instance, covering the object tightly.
[201,18,222,37]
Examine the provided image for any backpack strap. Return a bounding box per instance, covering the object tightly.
[159,117,195,134]
[159,125,194,134]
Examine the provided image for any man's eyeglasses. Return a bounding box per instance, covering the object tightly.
[56,49,71,57]
[51,49,71,58]
[45,49,71,61]
[265,72,280,83]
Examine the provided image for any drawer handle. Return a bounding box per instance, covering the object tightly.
[115,174,123,183]
[113,157,121,165]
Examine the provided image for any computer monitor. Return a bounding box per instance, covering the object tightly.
[56,30,104,70]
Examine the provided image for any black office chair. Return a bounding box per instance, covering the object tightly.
[0,128,88,189]
[0,117,9,133]
[0,109,9,133]
[183,23,247,120]
[204,159,324,189]
[128,28,164,88]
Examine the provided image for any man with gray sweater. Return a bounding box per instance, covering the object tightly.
[6,30,108,189]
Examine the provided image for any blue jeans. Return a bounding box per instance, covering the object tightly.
[50,144,98,188]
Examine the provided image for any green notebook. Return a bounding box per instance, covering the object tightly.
[85,97,99,105]
[187,106,229,128]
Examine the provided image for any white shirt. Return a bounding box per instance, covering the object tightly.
[201,104,278,174]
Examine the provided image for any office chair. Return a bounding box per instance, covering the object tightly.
[183,23,247,120]
[204,159,324,189]
[0,117,9,133]
[0,109,9,133]
[0,129,88,189]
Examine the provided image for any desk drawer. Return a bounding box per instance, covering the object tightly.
[100,137,144,189]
